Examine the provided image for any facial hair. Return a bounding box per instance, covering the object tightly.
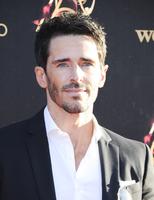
[46,76,90,114]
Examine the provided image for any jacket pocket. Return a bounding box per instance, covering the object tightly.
[126,182,141,194]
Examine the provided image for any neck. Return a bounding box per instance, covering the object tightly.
[47,99,95,169]
[47,99,94,147]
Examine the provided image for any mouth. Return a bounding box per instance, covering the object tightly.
[64,88,87,92]
[62,83,90,96]
[63,88,87,96]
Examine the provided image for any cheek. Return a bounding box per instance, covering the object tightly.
[92,84,99,96]
[88,72,102,87]
[88,74,102,97]
[47,75,62,90]
[53,71,69,86]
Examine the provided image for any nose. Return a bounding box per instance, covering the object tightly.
[70,64,84,82]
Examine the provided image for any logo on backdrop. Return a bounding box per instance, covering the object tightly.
[135,30,154,43]
[0,23,8,37]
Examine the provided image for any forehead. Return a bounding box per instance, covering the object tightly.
[48,34,99,60]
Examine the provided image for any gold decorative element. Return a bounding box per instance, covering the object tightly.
[135,30,154,43]
[78,0,95,16]
[0,23,8,37]
[34,0,96,32]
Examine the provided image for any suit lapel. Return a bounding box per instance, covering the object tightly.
[25,110,120,200]
[98,127,120,200]
[25,109,56,200]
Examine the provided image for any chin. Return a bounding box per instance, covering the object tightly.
[62,103,87,114]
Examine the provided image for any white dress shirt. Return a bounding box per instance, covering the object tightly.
[44,106,102,200]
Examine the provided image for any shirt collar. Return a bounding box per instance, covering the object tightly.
[92,116,103,142]
[44,106,60,134]
[44,106,103,142]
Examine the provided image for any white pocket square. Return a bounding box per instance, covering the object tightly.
[117,180,136,200]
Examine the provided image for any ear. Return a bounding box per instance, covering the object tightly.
[98,64,109,88]
[34,66,48,88]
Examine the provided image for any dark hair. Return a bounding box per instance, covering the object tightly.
[34,12,107,69]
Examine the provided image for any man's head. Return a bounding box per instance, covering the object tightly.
[35,12,107,69]
[35,12,108,114]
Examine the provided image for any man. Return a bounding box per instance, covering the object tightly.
[0,12,154,200]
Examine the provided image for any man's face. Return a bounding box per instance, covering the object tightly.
[36,35,108,114]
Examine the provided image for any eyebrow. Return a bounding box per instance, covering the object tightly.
[80,57,95,63]
[52,58,70,65]
[51,57,95,65]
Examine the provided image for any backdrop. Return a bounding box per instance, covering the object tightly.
[0,0,154,143]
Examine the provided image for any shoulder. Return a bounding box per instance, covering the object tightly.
[101,128,154,175]
[0,108,44,142]
[102,127,148,159]
[0,119,30,147]
[104,127,144,146]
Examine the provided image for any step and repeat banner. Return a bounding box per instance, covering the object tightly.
[0,0,154,153]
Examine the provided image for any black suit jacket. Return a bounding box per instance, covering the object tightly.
[0,109,154,200]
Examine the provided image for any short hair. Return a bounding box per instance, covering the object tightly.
[34,12,107,69]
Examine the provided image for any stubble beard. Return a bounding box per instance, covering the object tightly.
[47,78,89,114]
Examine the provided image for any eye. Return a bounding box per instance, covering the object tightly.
[81,62,94,67]
[57,62,69,68]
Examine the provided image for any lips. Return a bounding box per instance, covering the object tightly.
[64,88,86,93]
[63,88,88,98]
[62,83,90,95]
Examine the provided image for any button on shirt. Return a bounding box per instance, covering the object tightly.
[44,107,102,200]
